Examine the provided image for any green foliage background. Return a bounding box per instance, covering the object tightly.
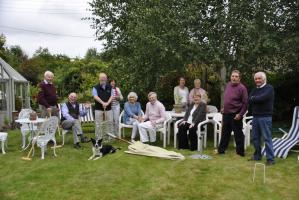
[0,0,298,120]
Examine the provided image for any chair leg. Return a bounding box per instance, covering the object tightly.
[167,122,171,145]
[1,140,6,154]
[21,132,26,149]
[118,127,122,138]
[53,140,57,157]
[174,132,177,148]
[213,123,217,148]
[204,125,207,148]
[62,132,65,146]
[41,145,45,159]
[163,132,166,148]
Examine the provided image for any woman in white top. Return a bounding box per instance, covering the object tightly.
[110,79,123,135]
[173,77,189,109]
[177,93,206,150]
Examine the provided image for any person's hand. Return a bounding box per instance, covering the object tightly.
[234,114,241,120]
[102,102,108,108]
[47,107,52,113]
[114,95,120,101]
[189,123,195,128]
[84,102,91,109]
[220,108,224,114]
[150,120,156,127]
[179,121,186,126]
[137,116,143,122]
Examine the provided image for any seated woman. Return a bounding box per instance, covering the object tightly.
[123,92,143,142]
[177,93,206,151]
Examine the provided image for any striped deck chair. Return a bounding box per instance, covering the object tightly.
[79,104,94,123]
[262,106,299,159]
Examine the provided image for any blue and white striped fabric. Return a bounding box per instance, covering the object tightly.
[262,106,299,159]
[79,104,94,123]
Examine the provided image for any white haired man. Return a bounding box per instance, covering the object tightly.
[61,93,91,149]
[37,71,59,117]
[92,73,113,139]
[248,72,275,165]
[138,92,166,144]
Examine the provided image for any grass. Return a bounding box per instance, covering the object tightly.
[0,124,298,200]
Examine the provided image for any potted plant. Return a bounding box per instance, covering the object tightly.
[173,94,184,113]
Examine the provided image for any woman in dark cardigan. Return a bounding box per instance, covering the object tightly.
[177,93,206,151]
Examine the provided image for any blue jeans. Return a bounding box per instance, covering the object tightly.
[252,116,275,161]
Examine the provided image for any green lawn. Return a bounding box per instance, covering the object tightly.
[1,126,298,200]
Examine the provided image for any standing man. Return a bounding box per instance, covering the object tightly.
[248,72,275,165]
[92,73,113,139]
[217,70,248,157]
[61,93,91,149]
[37,71,59,117]
[138,92,166,144]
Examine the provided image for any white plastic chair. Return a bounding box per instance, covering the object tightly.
[207,105,218,113]
[18,109,37,149]
[243,115,253,148]
[157,112,172,148]
[174,113,219,149]
[0,132,8,154]
[218,112,252,150]
[33,116,59,159]
[118,110,144,138]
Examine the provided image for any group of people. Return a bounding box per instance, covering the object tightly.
[172,70,275,165]
[37,69,276,165]
[216,70,275,166]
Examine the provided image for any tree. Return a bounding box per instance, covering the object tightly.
[88,0,299,109]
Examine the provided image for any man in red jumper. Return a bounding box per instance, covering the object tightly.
[217,70,248,157]
[37,71,59,117]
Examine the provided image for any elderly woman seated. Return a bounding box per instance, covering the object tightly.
[123,92,143,142]
[177,93,206,151]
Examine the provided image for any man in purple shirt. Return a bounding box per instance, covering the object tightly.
[217,70,248,156]
[61,93,91,149]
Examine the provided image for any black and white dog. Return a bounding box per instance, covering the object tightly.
[88,138,120,160]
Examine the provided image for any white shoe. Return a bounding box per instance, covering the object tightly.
[131,139,136,143]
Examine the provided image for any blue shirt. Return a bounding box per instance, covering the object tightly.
[61,103,88,121]
[123,102,142,123]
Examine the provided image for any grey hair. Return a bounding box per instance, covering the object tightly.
[254,72,267,82]
[44,71,54,77]
[148,91,157,98]
[194,79,201,84]
[127,92,138,100]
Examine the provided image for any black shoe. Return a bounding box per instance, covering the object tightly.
[237,153,245,157]
[266,160,275,166]
[248,157,261,161]
[74,143,81,149]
